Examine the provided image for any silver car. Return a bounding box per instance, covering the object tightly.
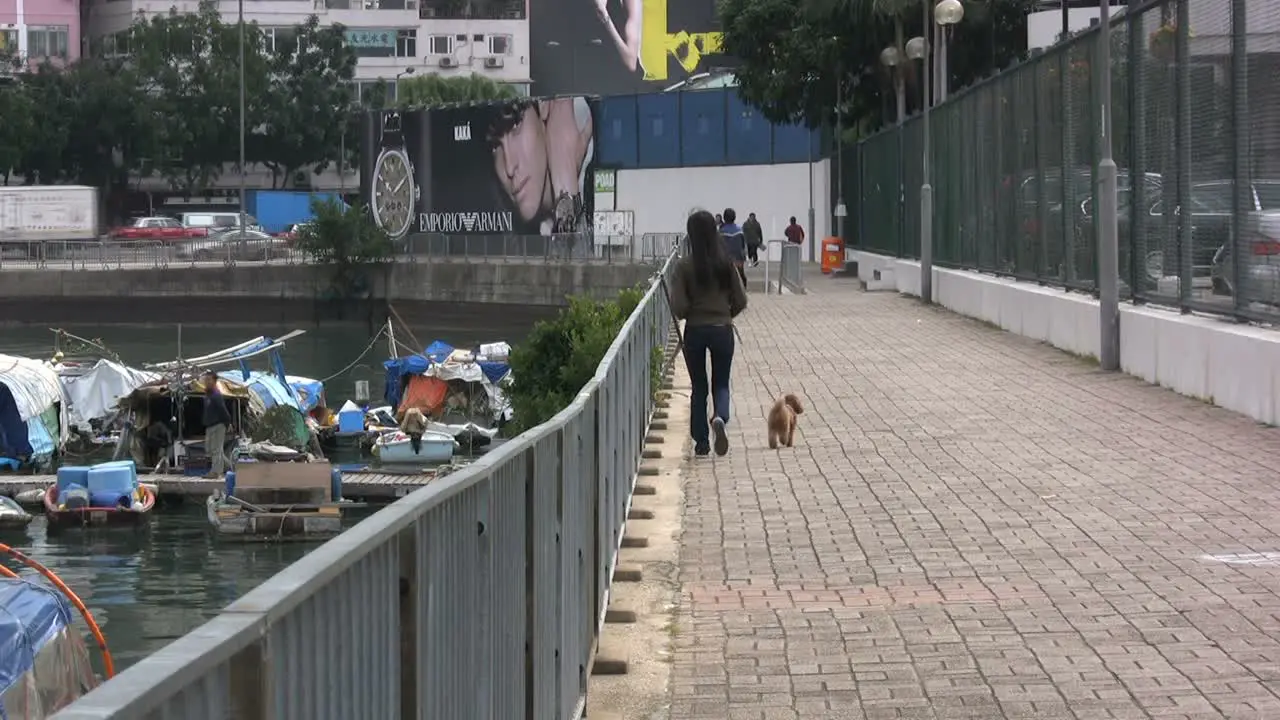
[172,229,291,263]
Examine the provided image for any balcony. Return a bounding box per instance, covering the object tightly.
[417,0,524,21]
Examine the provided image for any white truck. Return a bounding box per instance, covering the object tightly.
[0,186,99,258]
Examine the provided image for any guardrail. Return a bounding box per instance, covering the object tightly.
[52,248,682,720]
[0,232,686,270]
[762,240,806,294]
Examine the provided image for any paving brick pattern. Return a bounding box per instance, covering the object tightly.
[668,280,1280,720]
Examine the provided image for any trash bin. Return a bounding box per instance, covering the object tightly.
[821,236,845,275]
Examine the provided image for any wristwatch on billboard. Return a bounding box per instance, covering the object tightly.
[553,190,582,233]
[371,111,418,238]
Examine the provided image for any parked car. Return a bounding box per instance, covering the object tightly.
[180,212,263,234]
[1207,181,1280,304]
[276,223,311,244]
[111,216,205,241]
[172,229,289,262]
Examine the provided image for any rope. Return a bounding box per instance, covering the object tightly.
[318,326,388,383]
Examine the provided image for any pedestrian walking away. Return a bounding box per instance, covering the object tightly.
[743,212,763,267]
[720,207,748,287]
[670,210,748,457]
[784,215,805,246]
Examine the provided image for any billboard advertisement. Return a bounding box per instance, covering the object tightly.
[530,0,727,96]
[359,97,598,238]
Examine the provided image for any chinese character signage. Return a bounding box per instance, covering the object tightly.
[344,30,396,49]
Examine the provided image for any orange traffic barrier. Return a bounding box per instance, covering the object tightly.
[821,236,845,274]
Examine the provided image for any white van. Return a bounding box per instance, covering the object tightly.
[180,212,263,233]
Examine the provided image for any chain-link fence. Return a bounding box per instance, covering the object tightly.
[851,0,1279,320]
[0,232,684,270]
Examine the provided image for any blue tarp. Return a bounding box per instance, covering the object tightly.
[0,578,75,697]
[287,376,324,413]
[218,371,301,412]
[382,340,511,409]
[0,383,29,458]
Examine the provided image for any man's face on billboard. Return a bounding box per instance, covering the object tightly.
[493,105,549,222]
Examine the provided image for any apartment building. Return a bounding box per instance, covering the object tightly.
[82,0,531,96]
[0,0,81,67]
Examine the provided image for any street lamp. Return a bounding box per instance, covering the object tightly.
[238,0,246,234]
[934,0,963,102]
[880,45,905,124]
[395,67,415,103]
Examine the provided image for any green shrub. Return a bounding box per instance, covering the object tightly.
[295,197,393,298]
[506,285,664,433]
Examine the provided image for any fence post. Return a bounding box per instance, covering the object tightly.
[399,526,419,720]
[1128,6,1146,298]
[1175,0,1192,309]
[228,638,268,720]
[1230,0,1249,315]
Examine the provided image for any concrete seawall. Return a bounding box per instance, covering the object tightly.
[1,262,656,306]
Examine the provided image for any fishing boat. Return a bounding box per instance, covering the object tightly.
[206,460,346,541]
[0,495,33,529]
[43,460,156,532]
[371,429,458,465]
[0,544,115,717]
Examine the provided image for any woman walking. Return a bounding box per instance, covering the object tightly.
[670,210,748,456]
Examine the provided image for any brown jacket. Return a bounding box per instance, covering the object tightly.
[669,258,748,328]
[400,407,427,434]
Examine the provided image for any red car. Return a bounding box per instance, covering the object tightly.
[111,217,206,241]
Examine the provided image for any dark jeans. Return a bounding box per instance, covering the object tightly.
[747,243,759,263]
[735,263,747,286]
[682,324,735,448]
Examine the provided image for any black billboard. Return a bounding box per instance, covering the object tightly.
[359,96,598,237]
[529,0,727,96]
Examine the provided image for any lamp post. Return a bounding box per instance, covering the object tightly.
[906,27,932,302]
[880,45,905,124]
[395,67,415,104]
[935,0,963,102]
[238,0,246,234]
[1097,0,1119,370]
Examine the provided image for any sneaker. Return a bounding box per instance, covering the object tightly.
[694,443,711,457]
[711,418,729,456]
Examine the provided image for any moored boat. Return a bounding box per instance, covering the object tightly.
[207,460,347,541]
[0,495,33,529]
[371,429,458,465]
[43,460,155,532]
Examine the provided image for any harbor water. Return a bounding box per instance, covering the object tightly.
[0,311,556,674]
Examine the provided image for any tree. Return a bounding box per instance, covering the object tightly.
[250,16,358,188]
[294,197,393,298]
[0,79,35,183]
[127,0,271,192]
[8,65,73,184]
[394,73,518,108]
[719,0,1037,132]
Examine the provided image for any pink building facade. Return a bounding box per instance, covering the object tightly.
[0,0,81,64]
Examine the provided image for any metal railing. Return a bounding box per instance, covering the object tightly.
[0,232,685,270]
[52,248,680,720]
[848,0,1280,322]
[762,240,805,294]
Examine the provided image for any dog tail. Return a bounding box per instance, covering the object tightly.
[784,394,803,414]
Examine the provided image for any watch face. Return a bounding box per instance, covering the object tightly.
[372,149,415,238]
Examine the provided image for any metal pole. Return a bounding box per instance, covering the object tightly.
[807,132,816,262]
[1175,0,1191,309]
[920,0,934,303]
[339,131,346,193]
[939,28,949,102]
[894,21,906,122]
[238,0,246,234]
[1230,0,1248,313]
[836,69,845,241]
[1096,0,1120,370]
[1061,0,1069,42]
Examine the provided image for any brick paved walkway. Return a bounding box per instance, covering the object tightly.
[669,279,1280,720]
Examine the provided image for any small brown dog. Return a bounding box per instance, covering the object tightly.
[767,394,804,449]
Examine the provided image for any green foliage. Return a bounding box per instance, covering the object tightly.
[394,73,519,108]
[506,286,660,433]
[0,0,358,197]
[719,0,1038,132]
[294,197,393,298]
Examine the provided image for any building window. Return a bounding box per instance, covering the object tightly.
[27,26,70,59]
[0,29,17,56]
[427,35,453,55]
[262,27,300,55]
[395,29,416,57]
[487,34,510,55]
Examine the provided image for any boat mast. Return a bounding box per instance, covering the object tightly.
[387,317,398,360]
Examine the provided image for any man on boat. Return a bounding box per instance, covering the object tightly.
[201,371,234,478]
[400,407,428,454]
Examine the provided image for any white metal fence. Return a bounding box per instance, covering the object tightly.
[51,249,682,720]
[0,233,684,270]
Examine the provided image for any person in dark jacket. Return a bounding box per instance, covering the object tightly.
[201,371,234,478]
[719,208,748,287]
[742,212,764,267]
[784,216,805,246]
[670,210,748,457]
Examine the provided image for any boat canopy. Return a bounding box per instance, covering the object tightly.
[0,355,69,457]
[60,359,159,431]
[286,376,325,413]
[218,371,301,412]
[0,578,75,696]
[383,340,511,411]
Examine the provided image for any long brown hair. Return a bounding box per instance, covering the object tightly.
[686,210,734,290]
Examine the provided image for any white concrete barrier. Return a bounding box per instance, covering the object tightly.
[857,251,1280,426]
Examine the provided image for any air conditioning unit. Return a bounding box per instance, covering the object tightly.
[438,56,457,68]
[484,57,504,69]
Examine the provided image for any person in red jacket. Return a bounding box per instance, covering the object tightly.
[784,216,805,246]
